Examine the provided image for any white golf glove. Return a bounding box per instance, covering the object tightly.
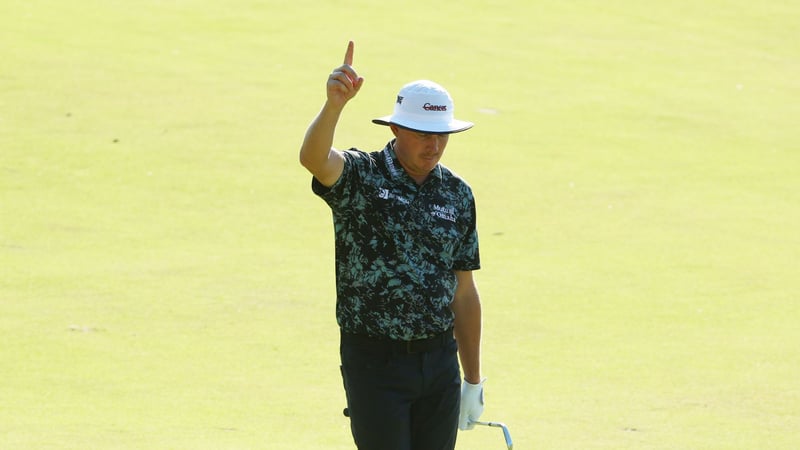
[459,377,486,430]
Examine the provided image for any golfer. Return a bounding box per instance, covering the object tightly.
[300,41,486,450]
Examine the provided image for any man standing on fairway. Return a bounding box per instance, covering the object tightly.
[300,41,485,450]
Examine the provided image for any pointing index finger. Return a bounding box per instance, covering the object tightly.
[343,40,354,66]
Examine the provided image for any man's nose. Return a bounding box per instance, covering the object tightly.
[431,135,445,151]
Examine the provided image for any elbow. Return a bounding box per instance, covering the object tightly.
[298,150,310,169]
[299,147,317,172]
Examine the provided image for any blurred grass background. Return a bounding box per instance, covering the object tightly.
[2,0,798,448]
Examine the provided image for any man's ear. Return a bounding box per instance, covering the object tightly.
[389,125,400,137]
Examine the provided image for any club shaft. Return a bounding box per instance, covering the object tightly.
[470,421,513,449]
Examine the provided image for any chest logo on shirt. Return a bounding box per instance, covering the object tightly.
[377,188,410,205]
[431,204,457,222]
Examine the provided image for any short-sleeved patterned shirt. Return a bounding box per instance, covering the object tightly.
[312,140,480,340]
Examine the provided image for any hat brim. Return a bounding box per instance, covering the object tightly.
[372,116,474,134]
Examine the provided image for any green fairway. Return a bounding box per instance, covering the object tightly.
[2,1,798,448]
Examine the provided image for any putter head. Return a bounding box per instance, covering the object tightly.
[471,421,513,449]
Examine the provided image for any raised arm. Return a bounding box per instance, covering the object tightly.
[299,41,364,187]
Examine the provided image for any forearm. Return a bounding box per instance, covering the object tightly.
[452,277,482,384]
[299,101,343,170]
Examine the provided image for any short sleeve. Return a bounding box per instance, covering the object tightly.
[452,197,480,271]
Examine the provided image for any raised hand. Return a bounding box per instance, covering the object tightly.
[326,41,364,108]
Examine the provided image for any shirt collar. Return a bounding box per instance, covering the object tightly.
[385,140,443,183]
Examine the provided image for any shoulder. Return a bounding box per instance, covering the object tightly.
[312,147,388,198]
[438,165,474,197]
[341,147,387,170]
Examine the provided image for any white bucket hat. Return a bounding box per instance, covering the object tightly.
[372,80,474,134]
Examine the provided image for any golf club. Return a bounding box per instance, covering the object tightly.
[471,421,513,449]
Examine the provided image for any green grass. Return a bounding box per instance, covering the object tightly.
[2,0,798,448]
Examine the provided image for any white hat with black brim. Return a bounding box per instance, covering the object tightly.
[372,80,474,134]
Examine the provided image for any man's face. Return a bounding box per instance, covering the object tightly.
[391,125,450,183]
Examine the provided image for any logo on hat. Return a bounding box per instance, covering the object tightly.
[423,103,447,112]
[396,95,404,104]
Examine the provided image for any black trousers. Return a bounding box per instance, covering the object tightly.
[340,333,461,450]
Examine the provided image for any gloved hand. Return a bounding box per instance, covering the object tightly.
[459,377,486,430]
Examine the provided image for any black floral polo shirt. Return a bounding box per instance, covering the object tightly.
[312,140,480,340]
